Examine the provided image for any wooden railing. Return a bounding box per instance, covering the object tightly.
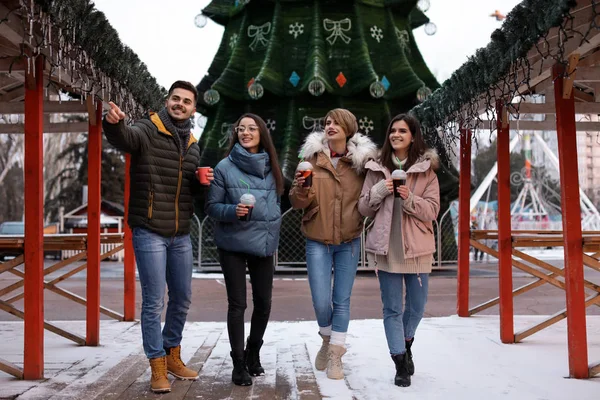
[0,233,130,379]
[468,229,600,377]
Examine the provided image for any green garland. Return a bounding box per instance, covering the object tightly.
[411,0,576,136]
[34,0,166,112]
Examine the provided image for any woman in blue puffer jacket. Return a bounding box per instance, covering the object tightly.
[205,113,284,387]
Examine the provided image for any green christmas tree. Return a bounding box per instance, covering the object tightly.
[195,0,458,217]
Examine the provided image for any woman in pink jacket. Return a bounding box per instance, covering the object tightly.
[358,113,440,388]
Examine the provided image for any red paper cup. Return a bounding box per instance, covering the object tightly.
[197,167,210,185]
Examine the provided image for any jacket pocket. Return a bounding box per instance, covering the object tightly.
[147,190,154,220]
[302,205,320,222]
[414,219,433,234]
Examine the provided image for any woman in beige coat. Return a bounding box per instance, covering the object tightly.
[358,113,440,388]
[290,108,377,380]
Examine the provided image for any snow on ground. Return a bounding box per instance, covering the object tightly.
[0,316,598,399]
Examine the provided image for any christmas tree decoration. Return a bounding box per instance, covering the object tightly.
[289,22,305,38]
[194,13,208,28]
[248,81,264,99]
[289,71,301,87]
[417,85,432,102]
[203,89,220,106]
[418,0,431,12]
[424,22,437,36]
[308,79,326,96]
[370,80,386,98]
[336,72,347,88]
[381,76,391,91]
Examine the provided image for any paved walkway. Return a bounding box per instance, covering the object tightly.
[1,317,599,399]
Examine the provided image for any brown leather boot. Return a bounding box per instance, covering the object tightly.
[166,345,199,380]
[149,356,171,393]
[315,333,330,371]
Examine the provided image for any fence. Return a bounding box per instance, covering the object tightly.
[194,207,461,271]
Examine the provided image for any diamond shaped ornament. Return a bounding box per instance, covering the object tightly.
[289,71,300,87]
[336,72,347,88]
[381,76,390,91]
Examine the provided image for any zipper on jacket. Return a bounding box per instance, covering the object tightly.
[174,155,183,234]
[147,190,154,219]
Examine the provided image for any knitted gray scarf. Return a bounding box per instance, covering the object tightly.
[158,107,192,156]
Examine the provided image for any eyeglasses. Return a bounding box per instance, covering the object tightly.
[235,126,259,134]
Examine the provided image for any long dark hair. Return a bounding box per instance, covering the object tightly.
[379,113,428,173]
[226,113,285,195]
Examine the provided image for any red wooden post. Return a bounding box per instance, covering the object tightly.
[123,154,136,321]
[496,100,514,343]
[553,63,589,378]
[457,128,471,317]
[23,55,45,380]
[86,100,103,346]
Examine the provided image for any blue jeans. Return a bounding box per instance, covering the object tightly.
[132,228,193,359]
[305,238,360,333]
[378,271,429,355]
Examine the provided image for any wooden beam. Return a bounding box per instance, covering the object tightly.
[497,100,514,344]
[123,154,136,321]
[509,102,600,114]
[457,128,471,317]
[554,63,589,379]
[0,358,23,379]
[0,122,89,134]
[478,120,600,131]
[0,101,88,114]
[0,300,86,346]
[86,99,102,346]
[0,3,27,47]
[23,55,44,381]
[572,66,600,82]
[0,86,25,102]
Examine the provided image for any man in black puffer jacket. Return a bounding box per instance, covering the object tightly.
[103,81,213,394]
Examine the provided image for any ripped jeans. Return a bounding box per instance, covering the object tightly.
[305,237,361,333]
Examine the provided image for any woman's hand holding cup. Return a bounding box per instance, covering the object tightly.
[384,179,394,193]
[397,185,410,200]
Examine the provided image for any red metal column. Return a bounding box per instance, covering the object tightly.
[23,55,45,380]
[457,128,471,317]
[86,100,103,345]
[496,100,514,343]
[553,63,588,378]
[123,154,136,321]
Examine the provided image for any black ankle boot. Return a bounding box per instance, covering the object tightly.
[244,338,265,376]
[391,353,411,387]
[405,338,415,375]
[230,351,252,386]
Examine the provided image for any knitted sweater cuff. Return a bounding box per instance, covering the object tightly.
[369,180,391,207]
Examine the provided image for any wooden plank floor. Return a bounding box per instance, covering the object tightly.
[76,329,323,400]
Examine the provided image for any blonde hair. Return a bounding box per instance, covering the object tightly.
[325,108,358,138]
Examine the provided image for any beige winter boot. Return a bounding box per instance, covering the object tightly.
[315,333,330,371]
[149,356,171,393]
[166,345,199,380]
[326,344,347,380]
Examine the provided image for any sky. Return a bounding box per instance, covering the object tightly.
[92,0,522,135]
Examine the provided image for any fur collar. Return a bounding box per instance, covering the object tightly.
[299,131,378,174]
[365,148,440,174]
[409,149,440,173]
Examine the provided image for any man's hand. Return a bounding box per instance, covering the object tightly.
[235,204,249,217]
[105,101,126,124]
